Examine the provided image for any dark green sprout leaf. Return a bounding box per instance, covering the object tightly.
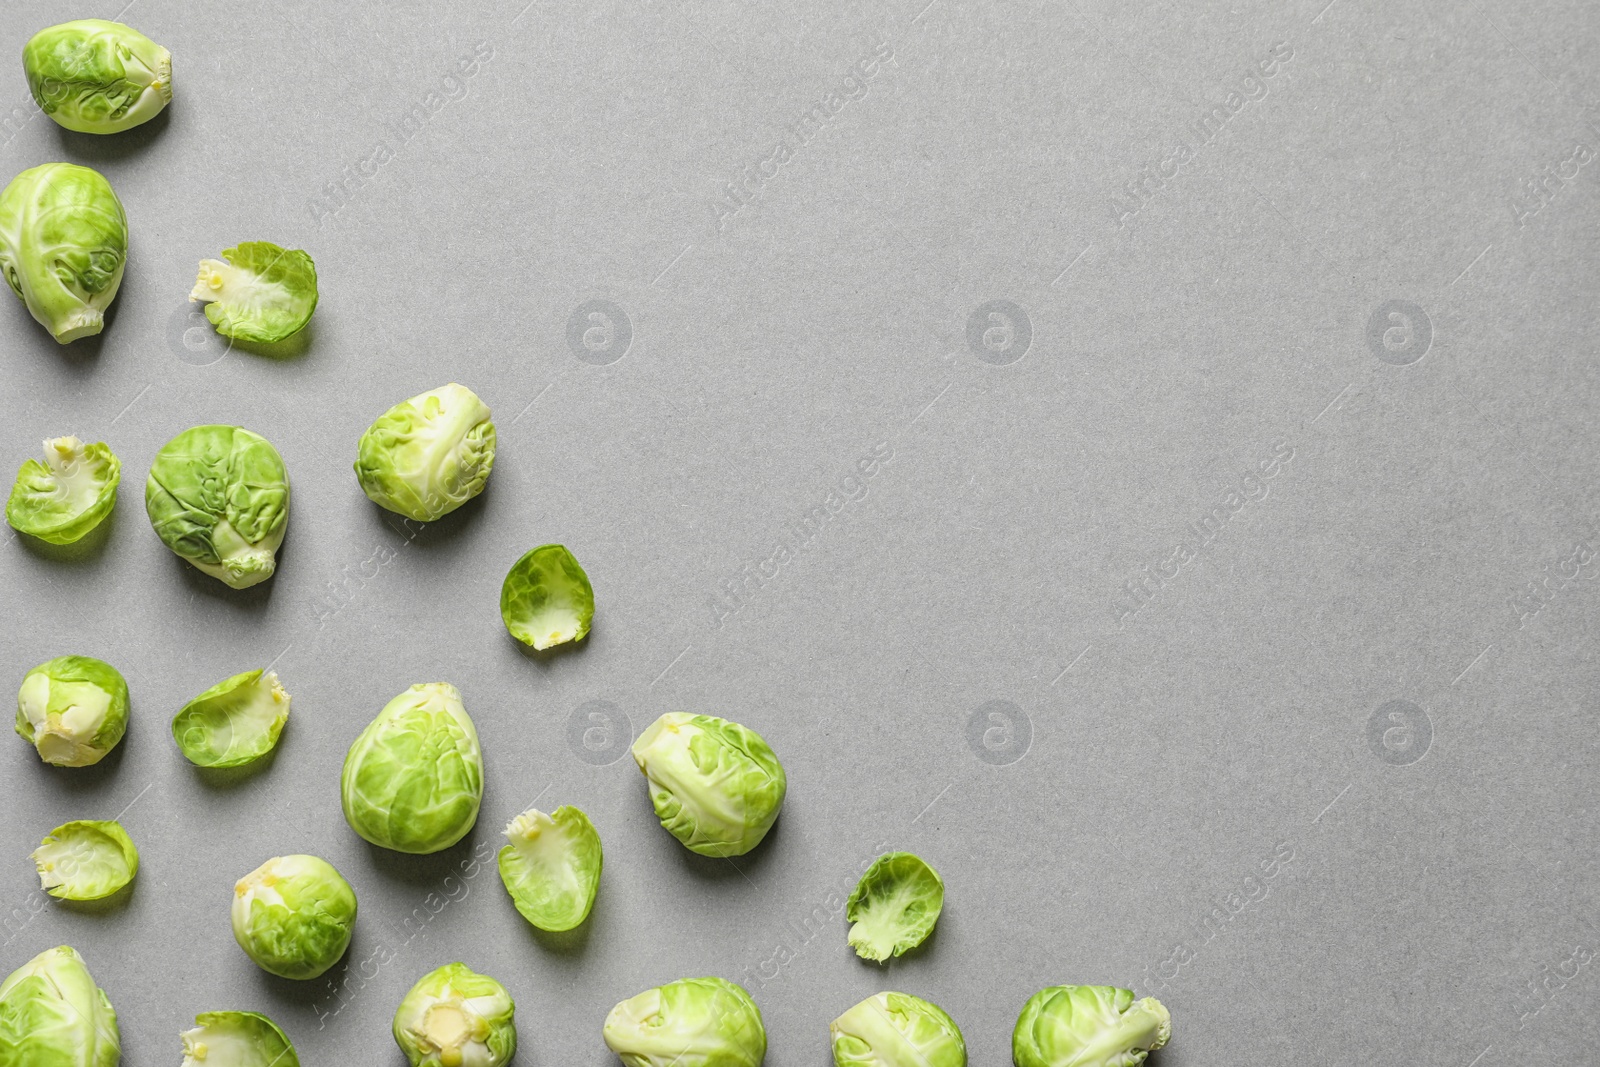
[6,437,120,545]
[189,242,317,343]
[500,544,594,650]
[846,852,944,962]
[498,805,602,932]
[172,669,290,768]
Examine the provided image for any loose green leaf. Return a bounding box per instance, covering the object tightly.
[604,977,765,1067]
[231,855,357,981]
[6,437,120,545]
[500,544,594,650]
[15,655,129,767]
[189,242,317,344]
[32,820,138,901]
[497,805,602,932]
[846,853,944,962]
[631,713,786,858]
[0,163,127,343]
[354,383,495,522]
[181,1011,300,1067]
[831,992,966,1067]
[0,946,120,1067]
[1011,986,1170,1067]
[23,19,170,134]
[172,669,289,768]
[392,963,515,1067]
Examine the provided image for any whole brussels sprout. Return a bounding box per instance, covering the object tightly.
[32,820,138,901]
[846,852,944,962]
[231,855,357,980]
[0,945,120,1067]
[171,669,289,768]
[354,384,495,522]
[392,963,515,1067]
[831,992,966,1067]
[189,242,318,344]
[604,977,765,1067]
[1012,986,1170,1067]
[0,163,127,343]
[342,683,483,854]
[631,713,786,858]
[497,805,602,932]
[500,544,594,650]
[16,655,129,767]
[145,425,289,589]
[180,1011,300,1067]
[23,20,170,134]
[6,437,120,544]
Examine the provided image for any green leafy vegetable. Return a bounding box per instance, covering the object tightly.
[604,977,765,1067]
[145,425,289,589]
[231,855,357,980]
[171,669,289,768]
[831,992,966,1067]
[16,655,129,767]
[354,383,495,522]
[1012,986,1170,1067]
[497,805,602,932]
[0,946,120,1067]
[23,19,170,134]
[6,437,120,544]
[0,163,127,343]
[180,1011,300,1067]
[31,820,138,901]
[631,713,786,858]
[847,852,944,962]
[392,963,516,1067]
[189,242,318,343]
[500,544,594,650]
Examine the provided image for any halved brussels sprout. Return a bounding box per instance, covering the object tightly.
[171,669,289,768]
[181,1011,300,1067]
[631,713,786,858]
[6,437,120,544]
[145,425,289,589]
[393,963,516,1067]
[189,242,318,343]
[231,855,357,980]
[500,544,594,650]
[342,683,483,854]
[603,977,765,1067]
[1012,986,1170,1067]
[23,19,171,134]
[32,819,138,901]
[831,992,966,1067]
[846,852,944,962]
[354,383,495,522]
[0,946,120,1066]
[497,805,602,932]
[0,162,127,343]
[16,655,129,767]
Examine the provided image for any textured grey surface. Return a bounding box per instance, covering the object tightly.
[2,0,1598,1064]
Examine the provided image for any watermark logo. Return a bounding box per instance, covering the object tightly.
[1366,300,1432,366]
[966,700,1031,765]
[966,300,1032,365]
[566,300,632,366]
[1366,699,1431,765]
[566,700,633,765]
[166,301,233,367]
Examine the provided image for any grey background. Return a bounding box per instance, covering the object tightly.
[1,0,1596,1064]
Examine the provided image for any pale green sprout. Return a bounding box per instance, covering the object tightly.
[354,384,495,522]
[231,855,357,980]
[392,963,515,1067]
[6,437,120,544]
[23,20,170,134]
[497,805,602,932]
[500,544,593,650]
[342,683,483,854]
[1012,986,1170,1067]
[631,713,786,858]
[16,655,129,767]
[832,992,966,1067]
[189,242,318,343]
[847,852,944,962]
[0,946,120,1067]
[145,425,289,589]
[172,669,289,768]
[603,977,766,1067]
[32,820,138,901]
[180,1012,299,1067]
[0,163,127,342]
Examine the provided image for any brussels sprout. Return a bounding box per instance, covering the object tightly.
[831,992,966,1067]
[603,977,765,1067]
[499,544,594,650]
[392,963,515,1067]
[180,1012,299,1067]
[172,669,289,768]
[145,425,289,589]
[847,852,944,962]
[342,683,483,854]
[189,243,318,344]
[0,946,120,1067]
[1012,986,1170,1067]
[23,20,170,134]
[16,655,128,767]
[31,820,138,901]
[6,437,120,545]
[631,713,786,858]
[231,855,357,980]
[497,805,601,932]
[354,384,495,522]
[0,163,127,343]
